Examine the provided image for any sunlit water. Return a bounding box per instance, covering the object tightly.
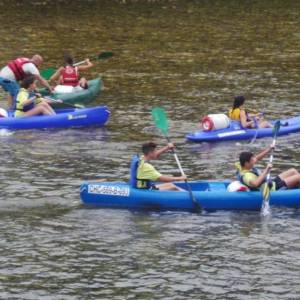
[0,1,300,299]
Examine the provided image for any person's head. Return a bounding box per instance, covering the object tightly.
[233,95,245,109]
[64,53,74,66]
[31,54,43,66]
[239,151,256,169]
[21,75,36,90]
[142,142,157,159]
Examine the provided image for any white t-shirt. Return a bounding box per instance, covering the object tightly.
[0,63,40,81]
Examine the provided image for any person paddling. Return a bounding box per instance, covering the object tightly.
[236,145,300,191]
[229,95,271,128]
[0,54,53,108]
[133,142,187,191]
[14,75,55,117]
[49,54,93,92]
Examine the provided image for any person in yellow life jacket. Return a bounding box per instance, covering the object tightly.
[236,145,300,191]
[49,54,93,91]
[229,95,271,129]
[14,75,56,117]
[135,142,187,191]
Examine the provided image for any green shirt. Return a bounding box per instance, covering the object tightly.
[136,156,162,189]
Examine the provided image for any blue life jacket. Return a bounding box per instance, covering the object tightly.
[129,154,152,189]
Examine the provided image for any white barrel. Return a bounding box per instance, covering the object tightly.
[202,114,230,131]
[0,108,8,118]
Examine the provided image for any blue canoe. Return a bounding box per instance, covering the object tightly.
[80,181,300,212]
[186,116,300,142]
[0,106,110,130]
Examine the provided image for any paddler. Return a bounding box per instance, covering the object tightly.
[229,95,271,128]
[236,145,300,191]
[131,142,187,191]
[0,54,53,108]
[13,75,55,117]
[49,54,93,92]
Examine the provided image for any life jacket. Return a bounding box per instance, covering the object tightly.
[60,65,79,87]
[129,155,152,189]
[7,57,32,81]
[13,88,35,113]
[235,162,262,191]
[228,108,241,121]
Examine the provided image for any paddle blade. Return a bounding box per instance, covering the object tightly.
[98,51,114,60]
[262,182,271,203]
[151,107,169,136]
[41,68,55,80]
[272,120,281,138]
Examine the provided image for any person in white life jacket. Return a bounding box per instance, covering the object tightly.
[0,54,53,108]
[49,54,93,91]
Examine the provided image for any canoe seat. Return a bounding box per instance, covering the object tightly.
[208,182,227,191]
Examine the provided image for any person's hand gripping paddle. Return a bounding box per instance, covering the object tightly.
[261,120,281,216]
[41,51,114,80]
[151,107,201,213]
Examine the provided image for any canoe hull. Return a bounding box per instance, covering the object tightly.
[0,106,110,130]
[186,116,300,142]
[39,78,102,105]
[80,181,300,212]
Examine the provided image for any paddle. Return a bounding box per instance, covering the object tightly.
[261,120,281,216]
[42,96,84,109]
[151,107,201,212]
[41,51,114,80]
[249,116,259,144]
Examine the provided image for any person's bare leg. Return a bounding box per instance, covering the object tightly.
[22,103,54,117]
[42,102,56,115]
[283,174,300,189]
[7,95,13,109]
[258,120,272,128]
[279,168,299,181]
[156,183,185,191]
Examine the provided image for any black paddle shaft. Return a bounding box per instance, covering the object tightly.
[165,136,202,213]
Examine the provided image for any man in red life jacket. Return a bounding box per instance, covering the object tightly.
[0,54,53,108]
[49,54,93,92]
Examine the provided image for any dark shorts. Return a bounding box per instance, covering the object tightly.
[149,184,159,190]
[0,77,20,97]
[273,176,287,190]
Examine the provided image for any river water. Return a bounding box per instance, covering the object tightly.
[0,1,300,299]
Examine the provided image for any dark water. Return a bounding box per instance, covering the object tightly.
[0,1,300,299]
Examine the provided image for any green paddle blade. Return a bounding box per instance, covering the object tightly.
[151,107,169,136]
[272,120,281,138]
[41,68,55,80]
[97,51,114,60]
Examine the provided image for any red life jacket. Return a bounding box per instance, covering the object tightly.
[7,57,31,81]
[60,65,79,87]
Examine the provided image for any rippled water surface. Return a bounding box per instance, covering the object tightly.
[0,1,300,299]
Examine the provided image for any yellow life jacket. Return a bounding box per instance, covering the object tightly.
[228,108,241,121]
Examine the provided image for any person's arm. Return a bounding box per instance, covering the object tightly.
[157,174,187,182]
[35,74,54,92]
[77,59,93,71]
[240,109,253,128]
[49,67,63,83]
[156,143,174,158]
[255,145,273,162]
[248,163,272,187]
[18,95,36,106]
